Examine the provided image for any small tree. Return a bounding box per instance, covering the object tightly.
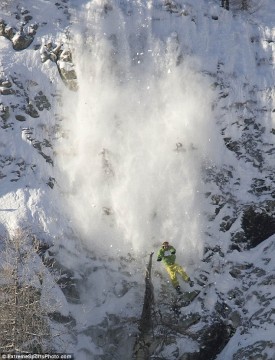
[0,230,60,352]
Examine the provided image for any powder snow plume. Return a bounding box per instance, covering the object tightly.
[56,0,221,262]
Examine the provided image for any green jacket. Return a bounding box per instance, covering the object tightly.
[157,245,176,266]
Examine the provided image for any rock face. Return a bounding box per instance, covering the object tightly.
[0,18,77,89]
[0,19,36,50]
[242,206,275,248]
[0,0,274,359]
[40,41,78,90]
[12,32,34,50]
[57,51,78,91]
[233,341,275,360]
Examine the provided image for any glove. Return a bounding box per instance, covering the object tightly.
[171,250,175,254]
[157,257,162,262]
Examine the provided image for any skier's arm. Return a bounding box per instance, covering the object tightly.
[157,249,163,261]
[170,246,176,254]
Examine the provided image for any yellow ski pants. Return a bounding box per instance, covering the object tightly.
[165,263,189,288]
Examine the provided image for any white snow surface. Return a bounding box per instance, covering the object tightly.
[0,0,275,358]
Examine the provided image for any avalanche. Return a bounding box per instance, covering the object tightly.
[0,0,274,359]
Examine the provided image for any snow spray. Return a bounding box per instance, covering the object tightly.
[57,0,220,262]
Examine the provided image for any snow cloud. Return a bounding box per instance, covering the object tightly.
[56,0,221,262]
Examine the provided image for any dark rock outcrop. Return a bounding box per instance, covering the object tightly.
[182,321,233,360]
[40,41,78,91]
[242,206,275,248]
[0,19,37,50]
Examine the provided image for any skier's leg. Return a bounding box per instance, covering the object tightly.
[165,264,179,288]
[175,263,190,282]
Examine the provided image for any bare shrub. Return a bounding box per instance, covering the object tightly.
[0,230,62,353]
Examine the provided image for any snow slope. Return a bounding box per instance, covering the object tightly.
[0,0,274,358]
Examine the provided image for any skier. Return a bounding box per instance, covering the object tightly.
[157,241,194,295]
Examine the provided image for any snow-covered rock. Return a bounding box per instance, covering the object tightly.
[0,0,274,358]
